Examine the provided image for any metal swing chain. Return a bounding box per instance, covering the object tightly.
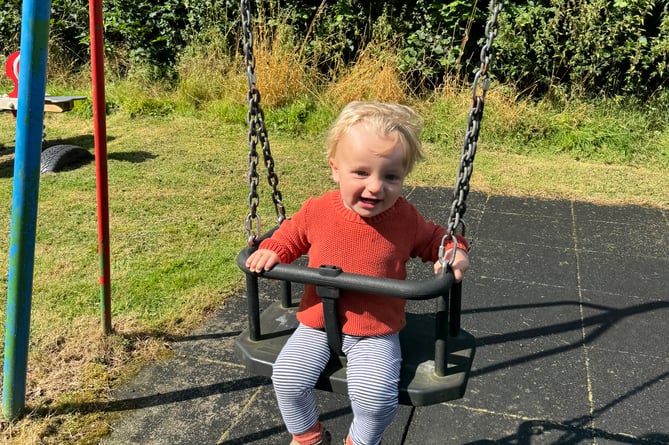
[441,0,504,266]
[240,0,287,245]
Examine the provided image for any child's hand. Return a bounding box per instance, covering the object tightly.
[245,249,281,273]
[434,248,469,282]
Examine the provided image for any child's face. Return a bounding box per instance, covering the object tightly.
[329,123,406,218]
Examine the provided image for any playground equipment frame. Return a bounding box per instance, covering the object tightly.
[2,0,111,419]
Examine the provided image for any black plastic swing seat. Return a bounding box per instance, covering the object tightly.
[235,242,476,407]
[235,301,476,406]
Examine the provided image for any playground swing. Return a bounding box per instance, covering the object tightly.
[235,0,504,407]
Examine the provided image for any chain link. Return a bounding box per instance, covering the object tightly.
[240,0,286,245]
[442,0,504,265]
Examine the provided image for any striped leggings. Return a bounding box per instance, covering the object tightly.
[272,323,401,445]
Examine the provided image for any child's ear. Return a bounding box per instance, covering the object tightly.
[329,158,340,183]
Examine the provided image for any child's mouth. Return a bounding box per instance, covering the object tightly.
[360,197,381,207]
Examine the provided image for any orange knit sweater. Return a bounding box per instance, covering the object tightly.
[259,190,468,336]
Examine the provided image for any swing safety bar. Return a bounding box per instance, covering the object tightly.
[237,245,457,300]
[235,229,476,406]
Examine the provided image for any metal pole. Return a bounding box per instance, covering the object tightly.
[89,0,112,334]
[2,0,52,419]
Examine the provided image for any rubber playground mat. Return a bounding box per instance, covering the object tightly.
[101,187,668,445]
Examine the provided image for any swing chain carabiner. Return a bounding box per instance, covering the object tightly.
[241,0,287,245]
[438,233,461,268]
[446,0,503,245]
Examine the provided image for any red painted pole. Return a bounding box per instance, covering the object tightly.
[89,0,112,334]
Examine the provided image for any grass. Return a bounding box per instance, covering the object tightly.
[0,33,668,443]
[0,113,254,443]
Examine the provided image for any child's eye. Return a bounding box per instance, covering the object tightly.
[385,174,401,181]
[354,170,368,177]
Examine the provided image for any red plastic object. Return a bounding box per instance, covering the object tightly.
[5,51,20,98]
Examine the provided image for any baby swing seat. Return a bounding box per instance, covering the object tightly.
[235,229,476,407]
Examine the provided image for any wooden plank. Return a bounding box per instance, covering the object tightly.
[0,96,17,111]
[0,95,86,113]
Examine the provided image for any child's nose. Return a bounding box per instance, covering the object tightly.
[366,176,383,194]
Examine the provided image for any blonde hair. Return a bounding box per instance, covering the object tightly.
[326,101,425,174]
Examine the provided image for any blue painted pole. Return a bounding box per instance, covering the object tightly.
[2,0,52,419]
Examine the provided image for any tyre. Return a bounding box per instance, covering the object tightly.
[40,144,93,174]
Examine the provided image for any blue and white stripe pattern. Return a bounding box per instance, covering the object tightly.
[272,323,401,445]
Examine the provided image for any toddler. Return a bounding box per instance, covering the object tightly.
[246,101,469,445]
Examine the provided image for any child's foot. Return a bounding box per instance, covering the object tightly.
[289,429,331,445]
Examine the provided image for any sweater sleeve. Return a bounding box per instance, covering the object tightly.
[257,199,313,263]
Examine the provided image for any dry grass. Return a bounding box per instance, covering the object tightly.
[324,43,407,107]
[252,20,318,107]
[0,315,174,445]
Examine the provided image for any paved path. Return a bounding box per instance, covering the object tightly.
[101,188,669,445]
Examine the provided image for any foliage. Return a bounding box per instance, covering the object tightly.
[398,0,485,86]
[495,0,669,98]
[275,0,486,89]
[1,0,667,98]
[0,0,21,55]
[0,0,241,80]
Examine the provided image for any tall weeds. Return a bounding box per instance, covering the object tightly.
[324,41,406,107]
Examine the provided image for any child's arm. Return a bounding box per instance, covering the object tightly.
[246,249,281,273]
[434,247,469,282]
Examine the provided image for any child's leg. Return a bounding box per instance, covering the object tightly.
[343,333,401,445]
[272,323,332,436]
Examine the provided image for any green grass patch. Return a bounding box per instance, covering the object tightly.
[483,96,669,167]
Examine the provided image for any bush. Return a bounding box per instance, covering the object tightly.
[0,0,241,80]
[0,0,21,55]
[1,0,667,100]
[495,0,669,99]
